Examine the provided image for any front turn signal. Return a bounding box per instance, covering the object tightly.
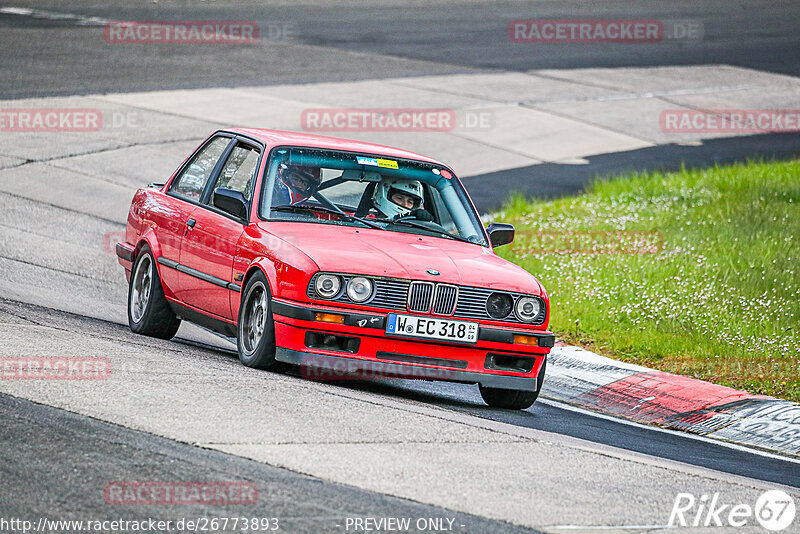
[513,334,538,346]
[315,312,345,324]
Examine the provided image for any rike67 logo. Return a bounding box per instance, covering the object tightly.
[669,490,796,531]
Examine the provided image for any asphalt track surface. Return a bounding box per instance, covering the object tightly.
[1,0,799,98]
[2,298,797,491]
[0,393,536,533]
[10,299,800,488]
[1,1,799,531]
[2,0,799,209]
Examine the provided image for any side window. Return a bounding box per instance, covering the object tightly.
[169,136,231,201]
[208,143,261,207]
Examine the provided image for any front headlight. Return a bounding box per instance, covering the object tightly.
[486,292,513,319]
[346,277,373,303]
[315,274,342,298]
[514,296,541,323]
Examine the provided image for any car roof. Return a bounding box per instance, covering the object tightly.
[224,128,447,167]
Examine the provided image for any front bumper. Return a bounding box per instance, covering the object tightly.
[272,298,553,391]
[275,348,543,391]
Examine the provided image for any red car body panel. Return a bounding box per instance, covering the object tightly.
[118,128,553,390]
[253,222,544,295]
[177,206,244,318]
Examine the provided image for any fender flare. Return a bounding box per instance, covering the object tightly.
[233,260,275,327]
[135,227,164,262]
[242,260,276,297]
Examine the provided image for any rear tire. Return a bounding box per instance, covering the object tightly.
[128,246,181,339]
[237,271,281,370]
[479,357,547,410]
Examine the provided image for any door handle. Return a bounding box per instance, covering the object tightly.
[184,218,196,236]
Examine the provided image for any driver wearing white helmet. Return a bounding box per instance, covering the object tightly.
[371,178,433,221]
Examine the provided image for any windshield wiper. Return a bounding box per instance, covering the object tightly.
[373,218,478,244]
[310,192,386,231]
[271,205,384,231]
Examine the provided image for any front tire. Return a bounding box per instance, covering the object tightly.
[479,357,547,410]
[128,246,181,339]
[237,271,280,370]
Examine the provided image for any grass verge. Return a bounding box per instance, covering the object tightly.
[495,159,799,401]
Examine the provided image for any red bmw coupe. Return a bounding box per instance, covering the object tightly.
[117,128,554,409]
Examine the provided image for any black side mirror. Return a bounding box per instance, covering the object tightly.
[487,222,515,247]
[213,188,249,220]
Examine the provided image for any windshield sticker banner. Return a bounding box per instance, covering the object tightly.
[377,159,398,169]
[357,157,379,167]
[356,157,398,169]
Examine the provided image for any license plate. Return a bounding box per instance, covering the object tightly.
[385,313,478,344]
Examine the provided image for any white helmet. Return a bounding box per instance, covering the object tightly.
[372,178,424,219]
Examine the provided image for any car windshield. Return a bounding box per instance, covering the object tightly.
[260,147,489,246]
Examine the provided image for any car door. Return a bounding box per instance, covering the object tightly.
[177,139,262,320]
[158,135,234,295]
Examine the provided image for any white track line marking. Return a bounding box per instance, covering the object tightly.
[539,397,800,465]
[0,6,108,26]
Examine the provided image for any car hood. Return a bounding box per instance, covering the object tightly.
[259,221,543,295]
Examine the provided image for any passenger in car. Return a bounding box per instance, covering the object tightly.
[273,164,321,205]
